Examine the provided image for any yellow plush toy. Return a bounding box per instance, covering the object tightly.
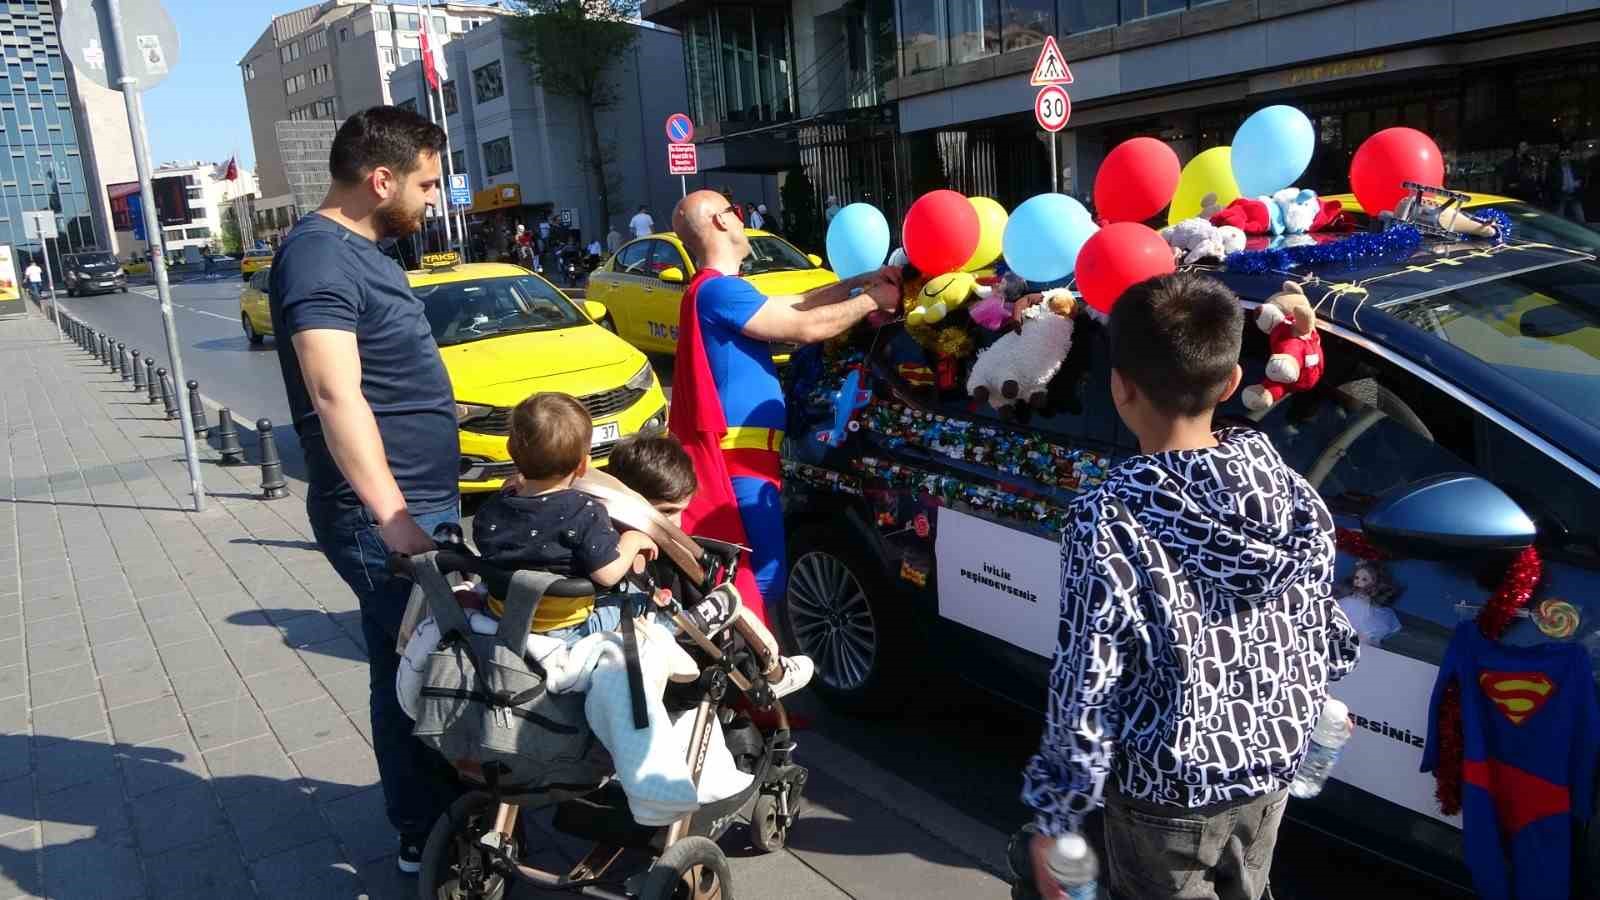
[906,271,991,326]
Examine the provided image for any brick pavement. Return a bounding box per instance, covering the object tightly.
[0,310,1010,899]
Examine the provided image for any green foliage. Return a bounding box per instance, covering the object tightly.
[780,166,820,253]
[220,207,242,255]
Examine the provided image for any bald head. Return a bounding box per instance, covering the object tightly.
[673,189,747,267]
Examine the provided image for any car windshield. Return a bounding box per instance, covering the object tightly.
[740,236,813,276]
[415,275,583,346]
[71,253,117,268]
[1383,257,1600,430]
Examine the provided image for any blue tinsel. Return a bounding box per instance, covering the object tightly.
[1222,225,1424,276]
[1477,207,1513,244]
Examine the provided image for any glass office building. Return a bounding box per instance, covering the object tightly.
[0,1,99,265]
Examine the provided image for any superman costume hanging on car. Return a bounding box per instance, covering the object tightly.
[1423,622,1600,900]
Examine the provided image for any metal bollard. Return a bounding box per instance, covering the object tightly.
[257,419,288,500]
[109,339,120,372]
[130,351,143,391]
[157,368,178,420]
[186,381,208,435]
[117,343,129,379]
[145,358,159,404]
[100,334,110,365]
[215,408,244,465]
[76,324,85,350]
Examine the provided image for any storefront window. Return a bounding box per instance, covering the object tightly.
[684,14,721,125]
[949,0,999,65]
[755,7,793,121]
[900,0,946,75]
[1119,0,1186,21]
[1002,0,1055,52]
[1061,0,1118,32]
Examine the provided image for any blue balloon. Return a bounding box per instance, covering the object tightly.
[825,203,890,279]
[1002,194,1097,283]
[1232,105,1315,198]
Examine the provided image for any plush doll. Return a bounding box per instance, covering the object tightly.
[1391,194,1505,241]
[1212,189,1347,236]
[966,289,1076,411]
[1274,188,1320,234]
[907,270,991,326]
[1160,217,1246,264]
[1242,281,1323,412]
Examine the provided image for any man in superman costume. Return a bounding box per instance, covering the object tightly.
[1423,622,1600,899]
[668,190,900,623]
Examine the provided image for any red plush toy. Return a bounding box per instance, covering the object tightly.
[1242,281,1324,412]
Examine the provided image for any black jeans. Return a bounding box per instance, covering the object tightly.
[307,498,462,836]
[1104,783,1287,900]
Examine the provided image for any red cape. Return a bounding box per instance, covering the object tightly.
[668,268,769,623]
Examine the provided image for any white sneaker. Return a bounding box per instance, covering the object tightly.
[768,655,814,700]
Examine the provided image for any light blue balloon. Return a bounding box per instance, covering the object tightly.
[825,203,890,279]
[1002,194,1098,283]
[1232,105,1315,198]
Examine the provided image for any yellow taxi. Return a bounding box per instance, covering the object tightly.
[241,248,274,280]
[586,229,837,362]
[240,256,668,495]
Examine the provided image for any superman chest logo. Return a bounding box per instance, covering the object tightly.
[1478,671,1557,726]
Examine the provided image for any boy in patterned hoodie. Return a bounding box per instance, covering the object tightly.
[1021,272,1360,900]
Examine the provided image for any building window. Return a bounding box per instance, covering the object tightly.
[473,60,503,103]
[483,136,512,175]
[443,80,458,115]
[307,31,326,53]
[318,97,335,118]
[291,41,301,61]
[949,0,999,64]
[1119,0,1187,23]
[242,62,255,81]
[432,16,447,34]
[285,77,297,95]
[375,10,393,30]
[382,47,395,67]
[187,227,211,240]
[399,12,421,31]
[1002,0,1055,53]
[398,97,417,113]
[1062,0,1118,32]
[398,47,420,65]
[451,148,465,175]
[340,26,349,42]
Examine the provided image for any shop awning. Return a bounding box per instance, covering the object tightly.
[472,184,522,213]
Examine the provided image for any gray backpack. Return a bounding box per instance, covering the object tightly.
[405,552,605,795]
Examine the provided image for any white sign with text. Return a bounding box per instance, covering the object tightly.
[935,508,1060,658]
[1330,645,1461,828]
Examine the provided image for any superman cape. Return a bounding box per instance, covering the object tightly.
[668,267,769,624]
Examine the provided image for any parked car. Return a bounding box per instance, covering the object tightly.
[586,229,834,363]
[780,227,1600,890]
[242,258,667,496]
[240,248,273,280]
[60,251,127,296]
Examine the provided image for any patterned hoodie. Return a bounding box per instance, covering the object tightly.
[1022,428,1360,836]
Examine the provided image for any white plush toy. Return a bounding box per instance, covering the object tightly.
[1161,217,1246,265]
[966,289,1077,411]
[1273,187,1321,234]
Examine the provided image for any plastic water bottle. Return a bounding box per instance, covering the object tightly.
[1289,697,1352,799]
[1045,833,1098,900]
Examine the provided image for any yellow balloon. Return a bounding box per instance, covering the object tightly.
[961,196,1008,271]
[1168,146,1241,226]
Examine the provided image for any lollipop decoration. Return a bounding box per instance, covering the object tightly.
[1536,598,1581,639]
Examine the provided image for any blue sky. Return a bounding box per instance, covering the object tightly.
[140,0,312,170]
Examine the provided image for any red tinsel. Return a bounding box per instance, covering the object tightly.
[1335,527,1388,561]
[1428,545,1542,814]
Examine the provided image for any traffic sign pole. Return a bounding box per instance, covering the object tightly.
[103,0,206,512]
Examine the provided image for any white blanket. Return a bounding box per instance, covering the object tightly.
[397,612,754,826]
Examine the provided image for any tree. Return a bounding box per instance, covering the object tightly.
[780,166,820,253]
[220,207,242,255]
[509,1,639,234]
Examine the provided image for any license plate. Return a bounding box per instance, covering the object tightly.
[591,422,620,447]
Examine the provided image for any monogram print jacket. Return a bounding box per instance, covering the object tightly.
[1022,429,1360,836]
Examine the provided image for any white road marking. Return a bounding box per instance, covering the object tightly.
[176,304,237,322]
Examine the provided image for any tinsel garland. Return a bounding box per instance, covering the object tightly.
[1476,207,1513,245]
[1431,545,1543,814]
[1223,225,1424,276]
[1335,527,1388,561]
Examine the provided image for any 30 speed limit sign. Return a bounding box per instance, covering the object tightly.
[1034,84,1071,133]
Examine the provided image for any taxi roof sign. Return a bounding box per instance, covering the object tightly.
[422,251,460,270]
[1029,36,1073,86]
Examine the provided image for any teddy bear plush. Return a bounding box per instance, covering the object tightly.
[966,289,1076,411]
[1242,280,1324,412]
[1160,216,1247,264]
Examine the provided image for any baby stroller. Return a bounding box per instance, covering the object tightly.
[390,469,807,900]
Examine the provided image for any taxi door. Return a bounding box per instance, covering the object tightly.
[640,240,691,350]
[591,240,657,350]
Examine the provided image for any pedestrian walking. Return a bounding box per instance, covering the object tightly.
[630,203,655,238]
[748,203,766,230]
[1020,273,1359,900]
[266,105,462,876]
[606,224,623,255]
[1547,149,1587,223]
[667,189,899,621]
[23,259,41,302]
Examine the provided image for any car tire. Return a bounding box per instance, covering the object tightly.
[119,286,128,293]
[242,313,264,346]
[776,521,911,715]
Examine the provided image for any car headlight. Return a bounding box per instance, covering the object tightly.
[625,361,655,393]
[455,402,492,424]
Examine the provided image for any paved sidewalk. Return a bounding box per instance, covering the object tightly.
[0,311,1010,899]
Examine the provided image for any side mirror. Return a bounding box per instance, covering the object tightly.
[658,266,685,284]
[1362,473,1537,559]
[806,253,824,268]
[583,300,609,322]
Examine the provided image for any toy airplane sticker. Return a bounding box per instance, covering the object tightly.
[816,366,873,447]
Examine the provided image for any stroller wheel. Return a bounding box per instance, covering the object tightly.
[748,793,788,854]
[419,792,512,900]
[638,836,733,900]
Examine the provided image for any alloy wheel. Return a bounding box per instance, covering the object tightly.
[786,550,877,692]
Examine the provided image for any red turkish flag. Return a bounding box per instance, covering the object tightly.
[223,156,238,182]
[419,28,440,90]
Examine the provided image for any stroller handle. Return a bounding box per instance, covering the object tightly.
[386,548,483,580]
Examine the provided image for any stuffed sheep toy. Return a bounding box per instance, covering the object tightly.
[1160,217,1246,264]
[966,289,1076,411]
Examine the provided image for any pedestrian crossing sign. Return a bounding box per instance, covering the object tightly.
[1029,36,1073,87]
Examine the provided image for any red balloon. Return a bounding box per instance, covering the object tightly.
[1094,138,1182,224]
[901,190,980,275]
[1350,127,1444,215]
[1075,222,1177,315]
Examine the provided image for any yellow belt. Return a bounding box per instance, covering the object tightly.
[486,592,597,633]
[721,426,784,452]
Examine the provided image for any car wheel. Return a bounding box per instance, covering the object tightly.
[777,522,910,714]
[119,286,128,293]
[242,313,264,346]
